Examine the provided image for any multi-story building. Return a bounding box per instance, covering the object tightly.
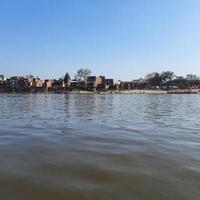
[28,78,44,92]
[87,76,106,91]
[0,76,6,92]
[44,80,54,92]
[132,78,145,83]
[52,80,64,91]
[5,77,28,92]
[70,79,85,90]
[35,79,44,88]
[186,74,199,81]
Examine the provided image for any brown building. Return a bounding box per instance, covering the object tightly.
[0,78,6,92]
[70,80,85,90]
[87,76,106,91]
[35,79,43,88]
[52,80,64,91]
[44,80,54,92]
[28,78,44,92]
[5,77,28,92]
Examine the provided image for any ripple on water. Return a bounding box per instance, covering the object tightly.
[0,94,200,200]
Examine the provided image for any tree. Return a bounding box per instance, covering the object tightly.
[0,74,4,79]
[160,71,175,82]
[75,68,92,87]
[145,72,162,87]
[26,75,34,79]
[175,76,184,80]
[59,77,64,81]
[172,79,190,89]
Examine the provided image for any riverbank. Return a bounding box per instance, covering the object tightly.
[66,90,167,94]
[76,89,199,94]
[110,90,167,94]
[59,90,168,94]
[1,89,200,94]
[167,89,200,94]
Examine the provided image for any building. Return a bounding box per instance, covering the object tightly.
[87,76,106,91]
[44,80,54,92]
[27,78,45,92]
[27,77,34,88]
[0,76,6,92]
[70,80,85,90]
[5,77,28,92]
[52,80,64,91]
[186,74,199,81]
[132,78,145,83]
[35,79,44,88]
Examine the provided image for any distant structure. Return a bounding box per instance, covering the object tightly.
[132,78,145,83]
[186,74,199,81]
[0,75,6,92]
[64,73,71,87]
[1,70,200,93]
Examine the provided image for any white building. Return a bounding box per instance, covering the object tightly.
[186,74,199,81]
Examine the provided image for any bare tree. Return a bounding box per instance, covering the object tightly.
[75,68,92,88]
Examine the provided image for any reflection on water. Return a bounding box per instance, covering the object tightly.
[0,94,200,200]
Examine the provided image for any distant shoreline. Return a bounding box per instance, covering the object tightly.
[110,90,167,94]
[1,89,200,94]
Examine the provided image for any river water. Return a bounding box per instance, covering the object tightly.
[0,94,200,200]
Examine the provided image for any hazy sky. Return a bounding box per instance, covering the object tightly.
[0,0,200,80]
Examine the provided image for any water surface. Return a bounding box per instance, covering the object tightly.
[0,94,200,200]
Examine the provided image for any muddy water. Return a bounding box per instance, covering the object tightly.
[0,94,200,200]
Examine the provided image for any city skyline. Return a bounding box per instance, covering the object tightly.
[1,0,200,80]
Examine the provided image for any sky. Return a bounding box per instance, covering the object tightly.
[0,0,200,81]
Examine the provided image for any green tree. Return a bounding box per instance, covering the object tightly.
[26,75,34,78]
[0,74,4,79]
[145,72,162,87]
[59,76,64,81]
[160,71,175,81]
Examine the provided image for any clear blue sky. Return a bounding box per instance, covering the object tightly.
[0,0,200,81]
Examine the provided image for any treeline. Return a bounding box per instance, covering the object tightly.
[118,71,200,90]
[145,71,199,89]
